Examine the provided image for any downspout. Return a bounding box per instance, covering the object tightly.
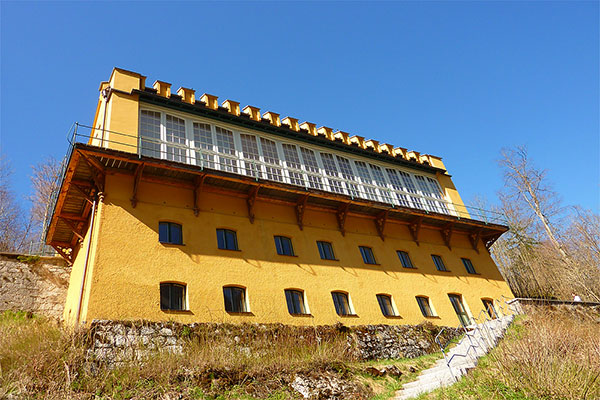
[75,195,99,325]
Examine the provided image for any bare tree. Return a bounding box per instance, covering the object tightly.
[0,157,31,252]
[29,156,61,239]
[494,146,600,301]
[499,146,567,259]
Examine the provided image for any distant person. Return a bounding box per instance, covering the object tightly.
[572,293,582,302]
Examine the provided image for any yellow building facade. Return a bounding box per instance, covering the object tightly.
[46,68,512,327]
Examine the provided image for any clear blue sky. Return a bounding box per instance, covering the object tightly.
[1,1,598,213]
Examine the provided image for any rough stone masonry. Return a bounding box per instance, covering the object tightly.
[0,253,70,320]
[87,320,461,365]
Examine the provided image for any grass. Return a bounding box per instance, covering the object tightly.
[0,311,442,399]
[414,309,600,400]
[9,309,596,399]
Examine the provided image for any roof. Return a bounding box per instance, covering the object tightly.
[133,88,446,175]
[105,67,447,175]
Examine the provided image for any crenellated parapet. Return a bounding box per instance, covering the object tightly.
[100,67,446,171]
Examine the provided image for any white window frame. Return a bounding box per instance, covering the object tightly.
[137,105,456,217]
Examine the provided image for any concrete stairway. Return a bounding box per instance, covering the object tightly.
[394,315,514,400]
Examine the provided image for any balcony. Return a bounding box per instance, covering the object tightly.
[44,123,508,263]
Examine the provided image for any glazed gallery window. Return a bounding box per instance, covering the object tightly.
[317,241,336,260]
[431,254,448,271]
[331,291,353,316]
[416,296,434,317]
[223,286,247,313]
[160,283,186,311]
[397,251,415,268]
[274,236,294,256]
[285,289,307,315]
[217,229,238,250]
[359,246,377,264]
[461,258,477,274]
[165,115,187,163]
[138,109,457,218]
[376,294,397,317]
[140,110,162,158]
[159,222,183,245]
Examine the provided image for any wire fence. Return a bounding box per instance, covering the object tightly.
[22,241,57,257]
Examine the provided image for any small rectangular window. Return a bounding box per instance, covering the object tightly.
[461,258,477,274]
[331,292,353,316]
[431,255,448,271]
[274,236,294,256]
[159,222,183,245]
[377,294,396,317]
[223,286,247,313]
[285,289,307,314]
[217,229,238,250]
[317,241,336,260]
[449,294,471,326]
[416,296,434,317]
[482,299,497,319]
[397,251,415,268]
[359,246,377,264]
[160,283,186,311]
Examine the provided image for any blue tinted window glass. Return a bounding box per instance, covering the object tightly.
[462,258,477,274]
[317,242,325,259]
[432,255,447,271]
[397,251,414,268]
[159,222,182,244]
[275,236,293,256]
[317,241,335,260]
[282,237,293,255]
[359,246,376,264]
[275,236,283,254]
[170,224,182,244]
[159,222,169,243]
[225,230,237,250]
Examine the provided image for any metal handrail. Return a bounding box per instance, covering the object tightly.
[42,121,509,243]
[41,123,77,243]
[434,296,515,382]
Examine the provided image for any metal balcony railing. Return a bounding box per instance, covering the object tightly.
[44,123,508,242]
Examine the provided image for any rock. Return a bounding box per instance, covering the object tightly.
[290,372,370,399]
[384,365,403,377]
[365,366,386,377]
[140,326,155,335]
[159,327,173,336]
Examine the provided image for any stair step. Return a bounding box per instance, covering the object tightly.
[394,315,515,399]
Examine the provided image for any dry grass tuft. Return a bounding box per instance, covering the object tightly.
[0,311,368,399]
[422,308,600,400]
[0,311,88,398]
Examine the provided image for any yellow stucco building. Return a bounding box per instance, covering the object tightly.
[46,68,512,327]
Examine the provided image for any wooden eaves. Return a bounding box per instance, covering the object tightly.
[45,143,508,264]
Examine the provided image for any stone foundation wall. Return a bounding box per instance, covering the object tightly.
[0,253,70,319]
[88,319,460,364]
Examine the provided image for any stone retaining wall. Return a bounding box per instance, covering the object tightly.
[88,319,460,365]
[0,253,70,319]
